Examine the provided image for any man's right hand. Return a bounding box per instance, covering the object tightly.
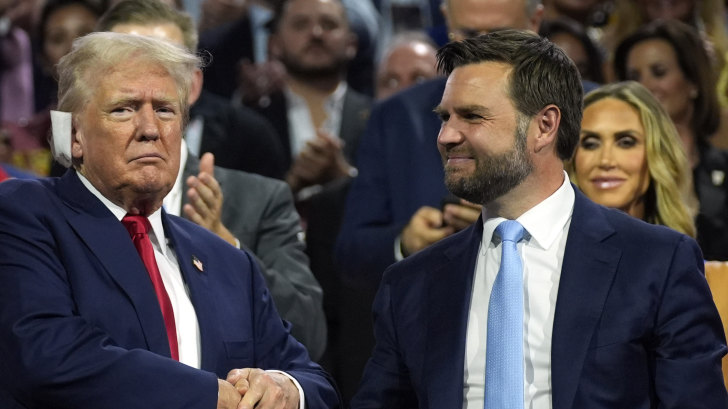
[400,206,455,257]
[217,379,242,409]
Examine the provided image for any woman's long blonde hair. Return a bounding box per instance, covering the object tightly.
[567,81,698,237]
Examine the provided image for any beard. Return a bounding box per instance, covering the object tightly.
[444,117,533,205]
[278,43,349,80]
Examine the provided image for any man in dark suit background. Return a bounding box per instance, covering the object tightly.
[0,32,339,408]
[351,30,728,408]
[97,0,328,361]
[242,0,372,393]
[249,0,370,195]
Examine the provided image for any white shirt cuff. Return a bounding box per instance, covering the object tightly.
[394,234,405,261]
[266,370,305,409]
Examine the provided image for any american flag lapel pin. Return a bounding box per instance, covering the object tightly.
[192,255,204,272]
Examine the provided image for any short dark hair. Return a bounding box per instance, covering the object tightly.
[539,17,605,84]
[436,29,583,160]
[614,19,720,144]
[267,0,348,33]
[96,0,198,51]
[37,0,105,53]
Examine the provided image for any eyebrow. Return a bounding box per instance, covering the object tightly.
[105,95,178,107]
[434,104,491,116]
[580,129,643,138]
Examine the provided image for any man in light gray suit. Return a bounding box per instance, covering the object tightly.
[98,0,327,360]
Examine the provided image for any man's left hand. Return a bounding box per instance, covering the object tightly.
[183,153,237,246]
[442,199,481,232]
[226,368,300,409]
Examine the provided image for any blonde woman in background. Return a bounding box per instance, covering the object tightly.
[567,81,697,237]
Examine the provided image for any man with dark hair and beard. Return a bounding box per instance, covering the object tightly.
[247,0,372,388]
[350,30,728,409]
[250,0,370,197]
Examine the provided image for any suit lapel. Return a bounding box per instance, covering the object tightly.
[338,90,371,161]
[423,221,483,408]
[194,92,227,156]
[57,171,173,356]
[163,215,220,371]
[551,190,621,409]
[179,153,199,212]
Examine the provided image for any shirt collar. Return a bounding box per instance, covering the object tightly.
[284,81,347,109]
[77,172,168,256]
[482,171,575,249]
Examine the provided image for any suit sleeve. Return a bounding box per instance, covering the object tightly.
[242,247,341,408]
[335,101,408,288]
[243,181,327,361]
[653,236,728,408]
[348,270,419,408]
[0,184,218,409]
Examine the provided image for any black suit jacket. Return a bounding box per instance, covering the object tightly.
[249,87,372,170]
[191,90,286,179]
[198,16,254,99]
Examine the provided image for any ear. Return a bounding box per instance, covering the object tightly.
[532,104,561,154]
[189,68,203,105]
[71,115,84,160]
[440,2,451,29]
[528,4,545,34]
[345,32,358,60]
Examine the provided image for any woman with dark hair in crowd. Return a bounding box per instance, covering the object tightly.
[540,16,604,84]
[614,19,728,260]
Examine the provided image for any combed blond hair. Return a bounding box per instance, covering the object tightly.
[567,81,698,237]
[57,31,200,122]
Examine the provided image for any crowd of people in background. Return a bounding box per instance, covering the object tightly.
[4,0,728,406]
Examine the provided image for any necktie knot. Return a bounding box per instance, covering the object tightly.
[122,214,151,237]
[495,220,525,244]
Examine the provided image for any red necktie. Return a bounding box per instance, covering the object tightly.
[121,215,179,360]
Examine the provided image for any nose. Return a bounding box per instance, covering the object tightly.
[136,105,160,141]
[597,144,615,168]
[437,119,465,148]
[311,23,323,37]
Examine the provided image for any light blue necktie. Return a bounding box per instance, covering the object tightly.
[485,220,525,409]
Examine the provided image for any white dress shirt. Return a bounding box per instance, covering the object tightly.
[464,172,575,409]
[78,172,202,368]
[285,81,347,158]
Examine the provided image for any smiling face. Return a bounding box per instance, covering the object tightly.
[574,97,650,218]
[625,38,697,125]
[72,58,183,215]
[436,61,533,205]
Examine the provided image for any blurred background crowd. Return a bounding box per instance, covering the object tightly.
[4,0,728,404]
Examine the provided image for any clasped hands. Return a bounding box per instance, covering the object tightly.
[401,199,482,257]
[217,368,299,409]
[285,130,353,194]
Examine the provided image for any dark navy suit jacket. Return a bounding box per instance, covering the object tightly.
[335,78,449,288]
[0,171,339,408]
[351,188,728,409]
